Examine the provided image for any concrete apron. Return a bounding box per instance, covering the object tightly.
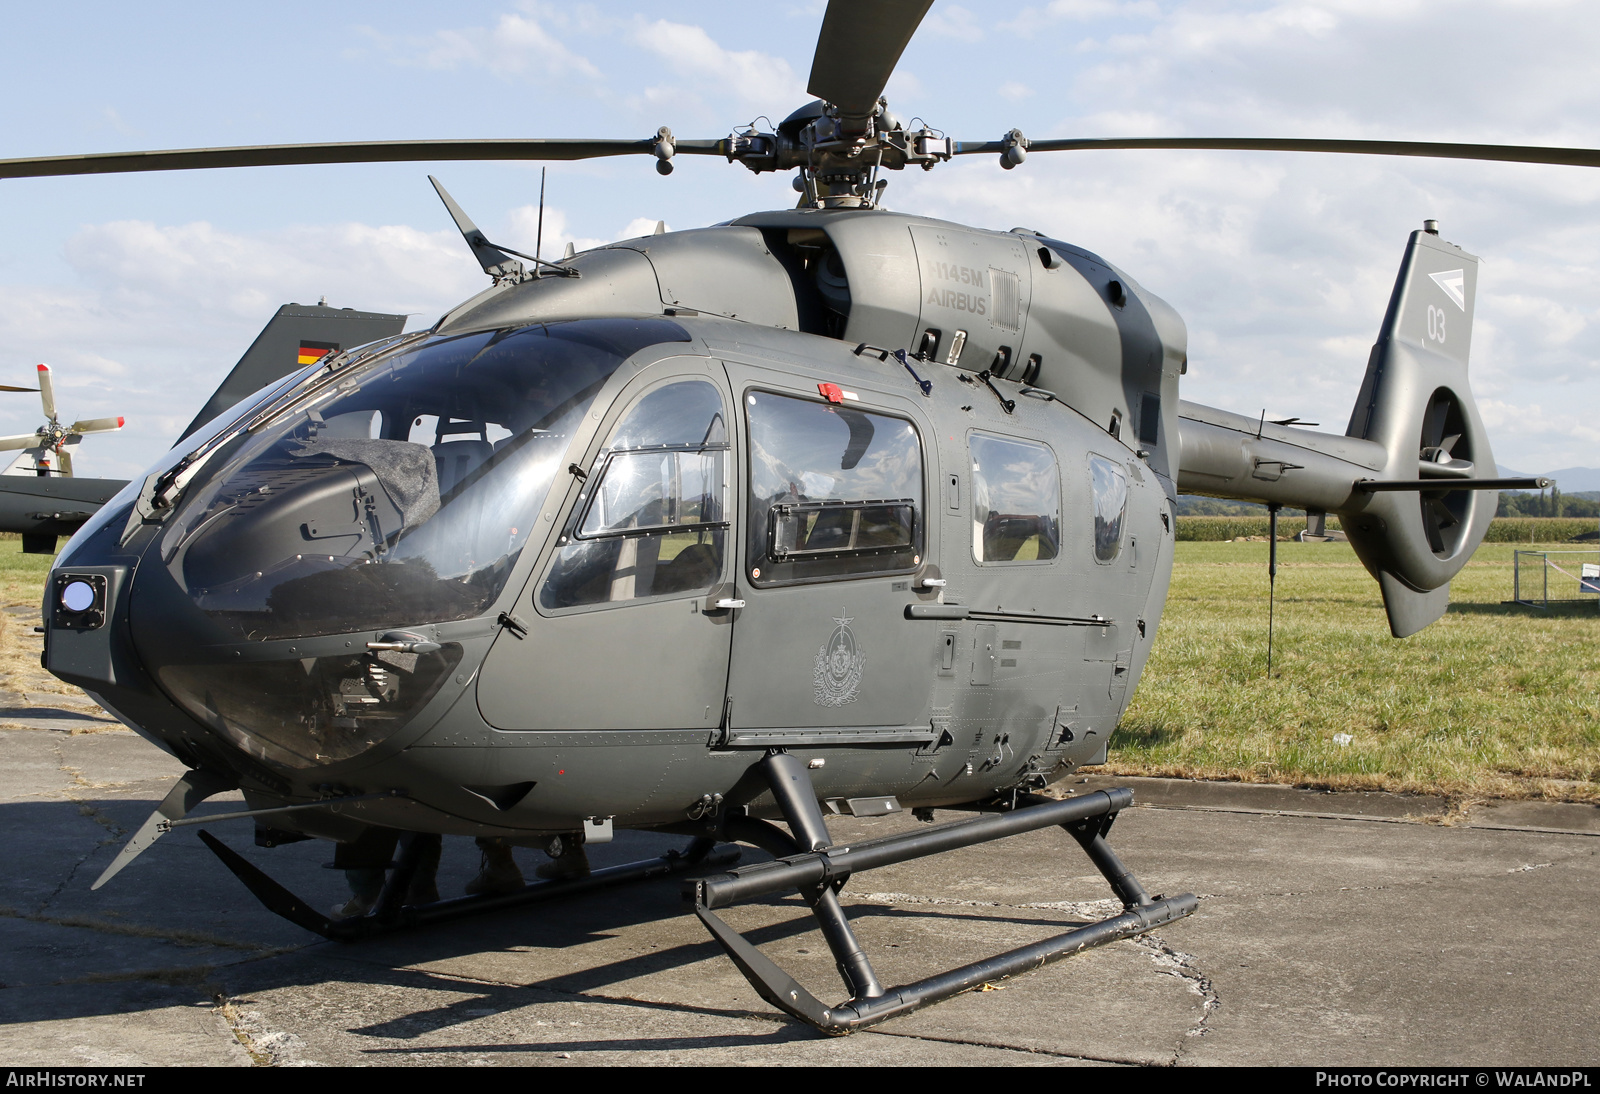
[0,723,1595,1067]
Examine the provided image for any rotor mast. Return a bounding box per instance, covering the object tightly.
[708,0,951,208]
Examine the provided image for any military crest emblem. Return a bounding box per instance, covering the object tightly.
[813,613,865,706]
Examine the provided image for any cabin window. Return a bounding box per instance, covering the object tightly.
[746,391,923,585]
[970,434,1060,563]
[540,380,729,609]
[1090,455,1128,563]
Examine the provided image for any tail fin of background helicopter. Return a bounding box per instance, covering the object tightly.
[0,302,407,552]
[1177,225,1524,637]
[176,302,408,442]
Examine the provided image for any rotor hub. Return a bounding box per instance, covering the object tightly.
[722,99,952,209]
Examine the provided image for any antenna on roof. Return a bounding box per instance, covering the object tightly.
[536,167,546,271]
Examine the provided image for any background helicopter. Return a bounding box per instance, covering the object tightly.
[8,0,1594,1033]
[0,363,126,555]
[0,305,406,554]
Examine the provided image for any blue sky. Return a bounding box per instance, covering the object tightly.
[3,0,1597,479]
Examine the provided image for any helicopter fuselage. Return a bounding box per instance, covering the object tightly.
[44,207,1186,843]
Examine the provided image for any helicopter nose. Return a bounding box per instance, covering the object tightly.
[155,639,465,770]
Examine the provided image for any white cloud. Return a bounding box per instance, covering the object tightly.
[617,216,669,240]
[0,219,483,479]
[503,205,668,254]
[1002,0,1162,31]
[923,5,986,39]
[1047,0,1162,19]
[370,13,600,81]
[630,19,803,117]
[999,81,1037,101]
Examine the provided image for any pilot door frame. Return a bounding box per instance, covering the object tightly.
[475,354,740,733]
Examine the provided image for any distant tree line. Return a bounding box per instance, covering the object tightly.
[1173,497,1304,517]
[1496,489,1600,519]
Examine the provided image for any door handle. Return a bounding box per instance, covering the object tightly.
[703,583,742,612]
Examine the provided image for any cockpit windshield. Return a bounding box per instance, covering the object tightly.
[164,318,689,640]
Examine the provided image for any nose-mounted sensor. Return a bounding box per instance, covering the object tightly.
[53,573,107,629]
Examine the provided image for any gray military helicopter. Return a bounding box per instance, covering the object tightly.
[12,0,1572,1034]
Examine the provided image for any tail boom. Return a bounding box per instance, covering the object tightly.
[1176,226,1505,637]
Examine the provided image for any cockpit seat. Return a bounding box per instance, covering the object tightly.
[659,542,719,593]
[434,439,493,497]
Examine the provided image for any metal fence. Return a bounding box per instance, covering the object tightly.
[1513,549,1600,609]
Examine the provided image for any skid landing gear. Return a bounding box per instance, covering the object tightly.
[685,751,1197,1034]
[198,829,740,942]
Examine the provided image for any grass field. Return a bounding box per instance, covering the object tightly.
[4,534,1596,804]
[1110,541,1600,804]
[0,535,73,698]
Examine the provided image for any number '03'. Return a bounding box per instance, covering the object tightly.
[1426,304,1447,344]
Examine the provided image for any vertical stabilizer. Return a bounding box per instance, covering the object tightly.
[1342,225,1497,636]
[177,303,406,442]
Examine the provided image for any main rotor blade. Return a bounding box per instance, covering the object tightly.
[807,0,934,121]
[0,138,727,181]
[952,135,1600,169]
[0,385,39,393]
[36,365,56,422]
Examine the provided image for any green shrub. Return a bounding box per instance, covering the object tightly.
[1175,516,1338,541]
[1481,518,1598,543]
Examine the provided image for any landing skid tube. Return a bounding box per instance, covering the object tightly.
[198,829,740,942]
[685,752,1197,1034]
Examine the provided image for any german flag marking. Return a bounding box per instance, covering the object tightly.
[298,340,339,365]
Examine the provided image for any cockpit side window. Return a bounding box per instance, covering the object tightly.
[745,391,923,585]
[970,433,1061,563]
[1089,455,1128,563]
[539,380,730,610]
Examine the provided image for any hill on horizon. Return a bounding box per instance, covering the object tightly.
[1498,465,1600,492]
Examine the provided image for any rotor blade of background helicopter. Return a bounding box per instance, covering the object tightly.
[807,0,934,121]
[68,417,125,435]
[0,435,44,452]
[56,448,74,477]
[36,365,56,422]
[0,385,39,393]
[0,138,729,181]
[951,135,1600,169]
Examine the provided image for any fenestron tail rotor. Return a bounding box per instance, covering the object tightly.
[0,364,124,477]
